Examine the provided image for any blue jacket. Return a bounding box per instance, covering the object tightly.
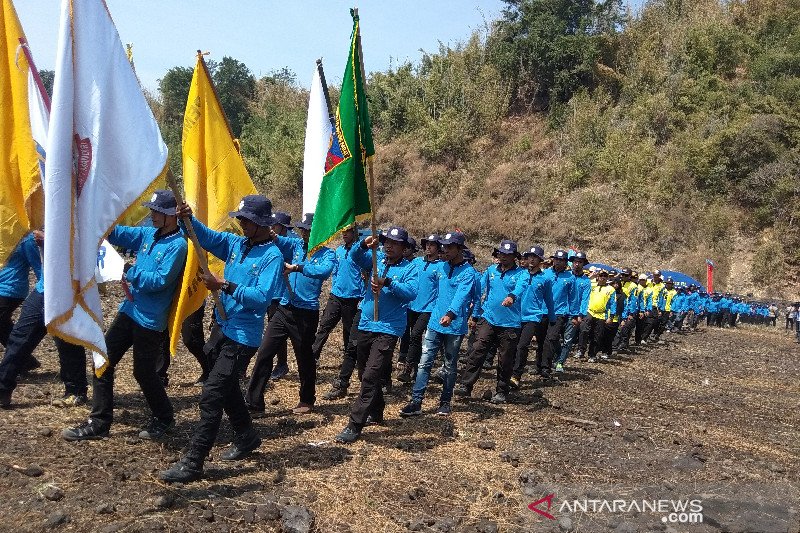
[331,243,366,299]
[351,242,418,337]
[569,273,592,317]
[409,257,440,313]
[428,260,478,336]
[514,268,554,323]
[107,226,187,332]
[187,217,285,347]
[718,297,731,310]
[547,268,576,317]
[0,233,42,299]
[481,264,525,328]
[276,236,335,310]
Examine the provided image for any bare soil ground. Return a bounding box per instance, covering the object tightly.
[1,288,798,533]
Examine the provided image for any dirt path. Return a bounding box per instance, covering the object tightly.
[1,309,798,532]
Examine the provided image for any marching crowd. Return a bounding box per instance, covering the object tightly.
[0,191,789,483]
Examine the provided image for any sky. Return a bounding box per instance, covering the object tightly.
[14,1,646,92]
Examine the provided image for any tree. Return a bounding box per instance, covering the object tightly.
[39,69,54,98]
[212,57,256,138]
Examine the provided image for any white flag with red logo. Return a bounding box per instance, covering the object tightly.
[44,0,168,375]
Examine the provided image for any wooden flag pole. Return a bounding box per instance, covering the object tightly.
[353,8,380,322]
[165,169,227,321]
[315,58,336,129]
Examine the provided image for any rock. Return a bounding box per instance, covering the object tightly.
[672,454,704,471]
[519,469,539,485]
[43,485,64,501]
[614,523,638,533]
[622,431,641,443]
[476,440,496,450]
[474,518,498,533]
[408,519,425,531]
[95,503,115,514]
[12,463,44,477]
[46,510,68,528]
[406,487,426,501]
[242,509,256,524]
[155,494,174,509]
[99,524,123,533]
[432,517,456,531]
[280,505,315,533]
[441,421,455,438]
[272,466,286,484]
[38,428,53,437]
[255,502,282,521]
[124,437,139,445]
[558,516,573,531]
[201,509,214,522]
[270,398,280,405]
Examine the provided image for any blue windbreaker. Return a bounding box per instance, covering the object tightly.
[351,242,418,337]
[187,217,284,347]
[569,273,592,317]
[409,257,440,313]
[108,226,187,331]
[331,243,366,299]
[0,233,42,299]
[480,264,525,328]
[547,268,576,317]
[428,260,478,336]
[275,236,335,310]
[514,268,554,323]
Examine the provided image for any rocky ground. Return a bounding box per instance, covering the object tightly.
[0,288,798,532]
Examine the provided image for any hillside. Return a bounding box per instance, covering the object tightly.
[149,0,800,300]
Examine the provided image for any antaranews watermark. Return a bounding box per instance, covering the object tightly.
[529,494,703,524]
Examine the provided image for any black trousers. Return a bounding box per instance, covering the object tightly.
[187,328,257,461]
[707,312,717,327]
[460,320,520,395]
[90,313,173,428]
[402,310,431,369]
[0,290,86,395]
[640,310,658,340]
[246,304,320,410]
[0,295,24,347]
[580,316,605,359]
[311,294,359,361]
[347,331,397,430]
[601,322,618,355]
[613,316,633,350]
[513,318,548,378]
[541,315,568,372]
[334,308,363,390]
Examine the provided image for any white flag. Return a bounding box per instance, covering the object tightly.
[301,66,333,215]
[44,0,168,374]
[94,240,124,283]
[27,68,49,180]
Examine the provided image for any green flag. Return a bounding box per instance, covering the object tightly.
[308,9,374,254]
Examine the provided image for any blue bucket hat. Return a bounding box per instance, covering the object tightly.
[379,226,411,246]
[492,239,520,258]
[228,195,276,227]
[551,249,569,261]
[438,231,466,247]
[141,190,177,216]
[295,213,314,230]
[572,251,589,263]
[522,245,545,260]
[421,233,441,247]
[272,211,293,229]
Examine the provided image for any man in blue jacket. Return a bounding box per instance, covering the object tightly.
[63,190,188,442]
[311,225,365,368]
[511,245,554,385]
[397,232,441,384]
[539,250,575,380]
[0,233,42,352]
[158,195,285,482]
[559,251,591,367]
[334,227,418,444]
[0,231,87,409]
[455,240,525,404]
[263,211,294,381]
[399,231,476,417]
[246,213,335,416]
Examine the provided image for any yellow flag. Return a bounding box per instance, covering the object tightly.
[0,0,42,265]
[167,55,257,355]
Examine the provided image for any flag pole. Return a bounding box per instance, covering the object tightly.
[353,8,380,322]
[315,58,335,128]
[166,169,227,321]
[17,38,50,112]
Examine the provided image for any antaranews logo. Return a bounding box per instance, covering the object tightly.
[528,494,703,524]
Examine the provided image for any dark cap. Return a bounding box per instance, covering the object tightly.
[379,226,411,246]
[492,239,520,258]
[439,231,466,247]
[294,213,314,230]
[522,245,545,259]
[229,195,276,227]
[272,211,293,229]
[463,247,476,263]
[407,236,419,252]
[621,267,632,276]
[572,251,589,263]
[551,249,569,260]
[141,190,177,216]
[665,277,674,284]
[421,233,441,247]
[653,269,662,277]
